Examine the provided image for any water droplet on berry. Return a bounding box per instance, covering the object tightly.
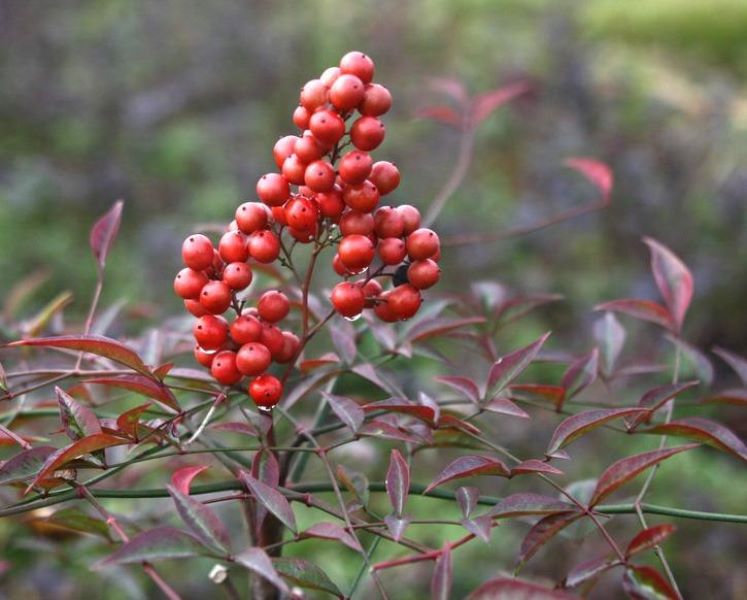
[257,405,273,414]
[344,313,362,322]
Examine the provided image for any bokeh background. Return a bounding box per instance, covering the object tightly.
[1,0,746,598]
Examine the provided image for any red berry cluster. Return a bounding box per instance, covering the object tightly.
[175,51,441,408]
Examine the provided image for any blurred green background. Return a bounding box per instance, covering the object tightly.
[1,0,747,598]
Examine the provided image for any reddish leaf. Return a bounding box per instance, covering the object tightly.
[626,525,676,559]
[518,512,582,567]
[622,565,678,600]
[495,293,564,325]
[468,577,579,599]
[0,446,56,485]
[36,507,113,541]
[94,526,210,569]
[511,459,564,478]
[167,485,231,554]
[435,376,481,404]
[240,471,297,533]
[116,403,151,440]
[546,408,647,456]
[645,417,747,462]
[210,421,260,437]
[359,420,423,444]
[364,398,436,426]
[85,375,179,411]
[589,445,698,506]
[336,464,370,507]
[629,381,699,429]
[284,369,338,410]
[386,449,410,518]
[428,77,468,103]
[456,486,480,519]
[564,555,619,589]
[665,335,714,386]
[252,448,280,487]
[28,434,130,492]
[431,544,453,600]
[425,455,510,493]
[56,386,101,441]
[0,424,32,449]
[471,81,530,125]
[438,413,482,436]
[510,384,566,409]
[7,335,151,377]
[644,237,693,334]
[272,557,342,597]
[462,515,493,543]
[408,316,486,343]
[171,465,209,495]
[235,547,289,595]
[329,320,357,364]
[594,299,671,329]
[302,522,362,552]
[484,396,530,418]
[488,493,576,519]
[713,346,747,385]
[152,362,173,380]
[593,312,626,376]
[703,388,747,407]
[324,393,364,433]
[419,391,441,425]
[417,105,463,127]
[384,515,409,541]
[352,363,404,398]
[561,349,598,401]
[565,158,613,204]
[299,353,340,373]
[90,200,123,271]
[488,333,551,395]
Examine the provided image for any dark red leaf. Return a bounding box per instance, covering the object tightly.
[0,446,56,485]
[622,565,678,600]
[152,362,173,380]
[518,512,582,567]
[461,515,493,543]
[589,445,698,506]
[468,577,579,599]
[419,392,441,425]
[437,413,482,435]
[171,465,209,496]
[408,316,486,343]
[252,448,280,487]
[471,81,530,125]
[487,493,576,519]
[425,455,510,493]
[510,384,566,409]
[329,320,357,365]
[167,485,231,554]
[703,388,747,407]
[240,471,297,533]
[386,449,410,518]
[352,363,404,398]
[56,386,101,441]
[272,557,342,597]
[431,544,453,600]
[643,237,693,334]
[210,421,260,437]
[495,293,564,325]
[116,403,151,440]
[645,417,747,463]
[364,398,436,426]
[302,522,362,552]
[384,515,409,541]
[284,369,339,410]
[359,420,423,444]
[85,374,179,411]
[564,555,619,589]
[435,376,481,404]
[235,547,289,595]
[565,158,613,204]
[7,335,152,377]
[94,526,210,569]
[456,486,480,519]
[628,380,699,429]
[484,396,530,418]
[593,312,626,376]
[511,459,564,478]
[546,408,647,455]
[594,299,671,329]
[713,346,747,385]
[90,200,123,271]
[417,105,463,127]
[299,353,340,373]
[488,333,551,395]
[561,349,598,401]
[324,393,364,433]
[626,525,676,559]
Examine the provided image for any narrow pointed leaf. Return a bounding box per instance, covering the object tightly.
[564,555,619,589]
[488,333,550,395]
[471,81,530,125]
[6,335,151,377]
[431,544,453,600]
[461,515,492,543]
[359,420,423,444]
[456,486,480,518]
[546,408,647,456]
[518,512,582,567]
[386,449,410,517]
[703,388,747,407]
[665,335,714,386]
[240,471,297,533]
[0,446,56,485]
[352,363,404,398]
[364,398,436,425]
[511,459,563,478]
[643,237,693,333]
[323,393,364,433]
[235,547,289,595]
[167,485,231,554]
[252,448,280,487]
[594,312,626,375]
[645,417,747,462]
[484,396,530,418]
[510,384,566,409]
[488,493,576,519]
[589,445,698,506]
[713,346,747,385]
[384,515,409,541]
[426,455,510,493]
[409,316,486,343]
[622,565,678,600]
[38,507,112,541]
[629,381,699,428]
[565,158,613,204]
[272,557,342,597]
[594,299,671,329]
[116,403,151,440]
[435,376,481,403]
[90,200,123,271]
[302,522,362,552]
[56,386,101,441]
[417,105,463,127]
[85,375,179,410]
[561,349,598,401]
[329,320,357,365]
[171,465,209,495]
[626,525,676,559]
[468,577,579,599]
[210,421,260,437]
[94,526,209,569]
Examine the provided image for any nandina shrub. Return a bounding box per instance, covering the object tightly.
[1,52,746,600]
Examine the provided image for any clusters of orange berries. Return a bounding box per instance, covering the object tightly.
[175,51,441,408]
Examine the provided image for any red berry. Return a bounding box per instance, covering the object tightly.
[185,298,210,317]
[332,253,350,276]
[260,324,285,359]
[236,343,272,376]
[340,210,375,236]
[330,74,365,111]
[247,230,281,263]
[236,202,269,234]
[275,331,300,363]
[182,234,214,270]
[373,291,398,322]
[223,262,253,290]
[249,374,283,408]
[339,51,375,84]
[211,350,243,385]
[294,131,325,163]
[309,109,345,145]
[273,135,299,168]
[359,83,392,116]
[338,234,375,271]
[289,225,317,243]
[199,280,232,314]
[370,161,400,195]
[317,189,345,220]
[330,281,365,317]
[373,206,405,238]
[339,150,373,185]
[388,284,422,320]
[256,173,290,206]
[397,204,421,235]
[271,205,288,226]
[342,180,380,212]
[193,315,229,349]
[284,197,318,231]
[257,290,290,323]
[292,105,310,130]
[350,116,385,151]
[281,154,307,186]
[304,160,336,192]
[194,345,216,368]
[300,79,329,111]
[219,231,249,263]
[406,228,440,260]
[361,279,383,307]
[408,259,440,289]
[230,314,263,345]
[320,66,341,86]
[174,268,209,299]
[378,237,407,265]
